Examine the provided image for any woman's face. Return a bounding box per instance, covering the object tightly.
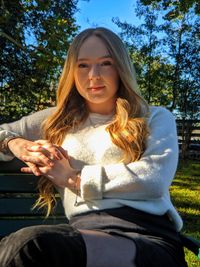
[74,35,120,114]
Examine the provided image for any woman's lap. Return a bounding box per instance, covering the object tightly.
[0,221,188,267]
[70,207,188,267]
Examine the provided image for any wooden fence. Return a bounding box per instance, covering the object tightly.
[176,119,200,160]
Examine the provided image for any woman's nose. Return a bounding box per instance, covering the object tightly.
[89,64,100,80]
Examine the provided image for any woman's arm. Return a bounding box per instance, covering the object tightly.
[0,107,60,175]
[0,107,55,161]
[21,107,178,200]
[80,107,179,201]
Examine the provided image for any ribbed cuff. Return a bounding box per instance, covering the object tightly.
[0,130,20,160]
[80,165,103,200]
[0,130,20,142]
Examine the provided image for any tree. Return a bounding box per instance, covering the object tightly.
[138,0,200,159]
[113,0,199,160]
[113,0,199,117]
[113,1,173,106]
[160,8,200,116]
[0,0,79,123]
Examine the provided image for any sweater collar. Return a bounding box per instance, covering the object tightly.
[88,112,114,127]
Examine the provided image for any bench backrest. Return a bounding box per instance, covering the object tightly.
[0,160,199,259]
[0,159,67,238]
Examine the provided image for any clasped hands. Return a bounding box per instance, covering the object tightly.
[8,138,80,190]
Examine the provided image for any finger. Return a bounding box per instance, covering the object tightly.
[57,147,69,159]
[34,140,51,146]
[35,166,51,176]
[25,145,43,152]
[34,140,66,161]
[21,154,54,167]
[42,145,63,160]
[21,167,33,173]
[27,144,62,161]
[21,162,41,176]
[41,145,68,160]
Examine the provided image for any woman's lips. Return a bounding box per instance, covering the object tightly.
[89,86,105,91]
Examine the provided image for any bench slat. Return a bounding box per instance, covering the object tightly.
[0,198,64,215]
[0,171,66,238]
[0,174,38,192]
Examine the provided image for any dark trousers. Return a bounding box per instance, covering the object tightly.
[0,224,87,267]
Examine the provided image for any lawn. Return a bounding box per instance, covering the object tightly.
[170,160,200,267]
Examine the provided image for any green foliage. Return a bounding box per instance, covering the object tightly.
[0,0,79,123]
[171,160,200,266]
[140,0,200,17]
[161,12,200,117]
[113,0,200,119]
[113,3,174,107]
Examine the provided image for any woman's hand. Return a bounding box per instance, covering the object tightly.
[8,138,66,176]
[21,139,68,165]
[22,152,80,189]
[20,140,80,189]
[34,156,80,189]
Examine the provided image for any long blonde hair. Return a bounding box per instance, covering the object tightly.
[34,27,149,215]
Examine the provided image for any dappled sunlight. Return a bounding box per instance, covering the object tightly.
[173,179,199,188]
[178,207,200,218]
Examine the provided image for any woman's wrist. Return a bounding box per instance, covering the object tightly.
[0,136,23,156]
[69,169,81,186]
[68,169,81,179]
[66,169,81,190]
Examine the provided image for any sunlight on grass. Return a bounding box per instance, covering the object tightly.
[171,160,200,267]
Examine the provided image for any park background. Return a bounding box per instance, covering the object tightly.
[0,0,199,266]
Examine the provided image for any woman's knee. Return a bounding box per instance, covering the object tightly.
[0,224,86,267]
[0,225,52,266]
[1,224,76,246]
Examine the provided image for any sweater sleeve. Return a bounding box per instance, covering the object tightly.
[0,107,55,160]
[80,107,179,201]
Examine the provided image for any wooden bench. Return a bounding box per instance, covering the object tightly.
[0,159,67,239]
[0,160,199,260]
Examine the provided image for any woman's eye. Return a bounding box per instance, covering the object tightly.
[101,61,112,66]
[78,63,88,68]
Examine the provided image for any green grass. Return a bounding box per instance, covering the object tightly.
[170,160,200,267]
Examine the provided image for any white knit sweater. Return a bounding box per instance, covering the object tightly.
[0,106,183,231]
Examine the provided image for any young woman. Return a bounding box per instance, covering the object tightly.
[0,27,188,267]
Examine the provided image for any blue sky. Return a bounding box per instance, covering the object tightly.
[75,0,141,34]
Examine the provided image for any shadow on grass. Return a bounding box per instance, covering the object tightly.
[172,199,199,211]
[171,160,200,249]
[172,180,199,190]
[181,212,200,226]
